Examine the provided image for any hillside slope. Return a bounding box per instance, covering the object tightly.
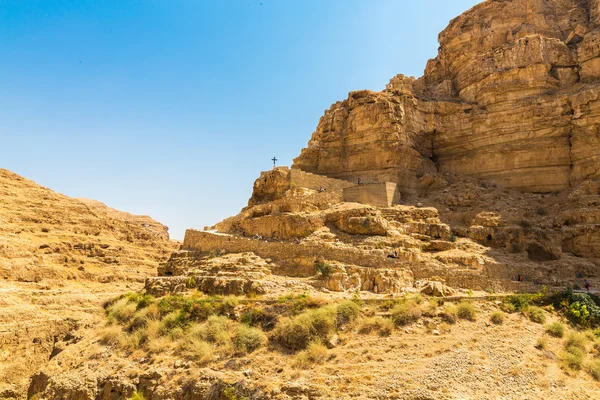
[0,169,177,398]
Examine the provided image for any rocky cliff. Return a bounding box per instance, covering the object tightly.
[293,0,600,194]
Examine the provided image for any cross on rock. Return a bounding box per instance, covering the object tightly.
[272,157,278,168]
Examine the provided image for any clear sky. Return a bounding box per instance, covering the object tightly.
[1,0,481,240]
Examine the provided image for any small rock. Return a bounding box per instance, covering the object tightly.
[433,330,440,335]
[327,334,340,349]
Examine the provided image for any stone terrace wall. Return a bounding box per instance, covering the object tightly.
[182,230,539,291]
[343,182,399,207]
[290,168,354,192]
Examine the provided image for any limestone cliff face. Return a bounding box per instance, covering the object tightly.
[293,0,600,193]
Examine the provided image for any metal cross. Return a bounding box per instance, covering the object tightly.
[272,157,278,167]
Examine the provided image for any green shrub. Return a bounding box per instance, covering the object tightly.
[568,302,591,326]
[490,311,505,325]
[233,325,267,353]
[358,317,394,336]
[336,300,361,327]
[546,322,565,338]
[240,306,278,331]
[391,302,422,326]
[272,306,336,351]
[528,306,546,324]
[125,292,154,310]
[277,293,328,315]
[505,293,542,312]
[456,302,477,321]
[129,391,146,400]
[315,261,333,278]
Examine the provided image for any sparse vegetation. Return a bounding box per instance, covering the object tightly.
[589,360,600,380]
[358,316,394,336]
[272,306,336,351]
[536,337,547,350]
[490,311,505,325]
[527,306,546,324]
[336,300,361,327]
[546,322,565,338]
[504,293,543,312]
[390,301,422,326]
[561,332,588,371]
[293,342,329,368]
[456,301,477,321]
[315,260,333,277]
[233,325,267,353]
[129,391,146,400]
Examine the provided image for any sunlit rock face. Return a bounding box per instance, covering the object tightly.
[294,0,600,194]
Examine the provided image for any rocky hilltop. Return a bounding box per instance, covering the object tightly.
[294,0,600,194]
[0,169,176,398]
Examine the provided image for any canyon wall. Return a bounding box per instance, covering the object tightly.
[293,0,600,194]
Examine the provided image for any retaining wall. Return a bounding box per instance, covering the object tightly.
[182,230,542,291]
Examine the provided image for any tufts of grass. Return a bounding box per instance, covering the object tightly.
[233,325,267,354]
[456,301,477,321]
[358,316,394,336]
[439,307,457,324]
[293,342,329,369]
[490,311,505,325]
[588,360,600,380]
[182,338,214,365]
[546,322,565,338]
[565,332,588,351]
[561,332,588,371]
[535,337,548,350]
[390,301,422,326]
[118,330,145,351]
[98,325,123,346]
[562,347,584,370]
[191,315,231,343]
[527,306,546,324]
[107,297,137,324]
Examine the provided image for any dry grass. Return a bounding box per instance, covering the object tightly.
[358,316,394,336]
[456,301,477,321]
[293,342,329,369]
[546,322,565,338]
[490,311,505,325]
[390,301,422,326]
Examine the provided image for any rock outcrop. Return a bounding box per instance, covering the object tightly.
[293,0,600,194]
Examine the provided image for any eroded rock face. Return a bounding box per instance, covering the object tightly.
[293,0,600,194]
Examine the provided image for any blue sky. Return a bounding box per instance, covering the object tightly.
[1,0,481,240]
